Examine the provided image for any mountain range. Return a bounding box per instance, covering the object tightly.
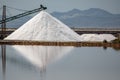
[51,8,120,28]
[0,8,120,28]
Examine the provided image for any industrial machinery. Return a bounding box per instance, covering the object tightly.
[0,5,47,39]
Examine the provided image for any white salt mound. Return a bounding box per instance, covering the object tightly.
[80,34,116,42]
[5,11,81,41]
[5,11,116,42]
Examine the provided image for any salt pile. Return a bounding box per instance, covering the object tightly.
[5,11,116,42]
[5,11,81,41]
[80,34,116,42]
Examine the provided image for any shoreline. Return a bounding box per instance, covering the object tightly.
[0,40,119,47]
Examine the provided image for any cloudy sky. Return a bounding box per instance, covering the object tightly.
[0,0,120,14]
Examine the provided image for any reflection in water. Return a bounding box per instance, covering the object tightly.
[103,46,107,50]
[12,45,73,80]
[1,45,120,80]
[1,45,6,80]
[12,46,73,68]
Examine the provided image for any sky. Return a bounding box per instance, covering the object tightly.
[0,0,120,15]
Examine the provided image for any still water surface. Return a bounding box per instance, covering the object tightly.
[0,45,120,80]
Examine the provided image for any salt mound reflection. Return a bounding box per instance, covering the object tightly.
[12,46,73,69]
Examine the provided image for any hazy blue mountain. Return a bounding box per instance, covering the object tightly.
[51,8,120,28]
[0,8,120,28]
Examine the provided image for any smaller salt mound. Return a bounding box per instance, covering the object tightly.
[80,34,116,42]
[5,11,81,42]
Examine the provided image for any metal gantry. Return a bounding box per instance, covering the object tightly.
[0,5,47,24]
[1,5,6,39]
[0,5,47,39]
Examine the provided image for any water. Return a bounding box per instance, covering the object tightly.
[0,45,120,80]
